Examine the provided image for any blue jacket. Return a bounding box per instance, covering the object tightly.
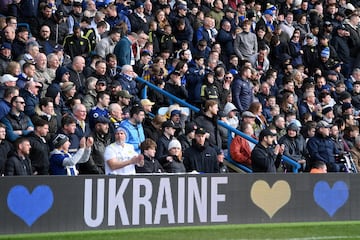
[0,99,11,120]
[307,133,339,172]
[114,36,132,67]
[120,119,145,153]
[1,112,34,142]
[21,89,39,117]
[186,61,205,103]
[231,77,253,112]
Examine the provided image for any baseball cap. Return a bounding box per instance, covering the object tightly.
[118,90,133,98]
[140,99,155,106]
[0,74,17,83]
[0,42,11,50]
[195,127,207,135]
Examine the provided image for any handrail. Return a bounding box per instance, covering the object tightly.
[136,76,301,173]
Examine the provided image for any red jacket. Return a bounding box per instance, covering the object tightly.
[230,135,253,167]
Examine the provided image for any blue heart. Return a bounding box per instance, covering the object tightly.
[313,181,349,217]
[7,185,54,226]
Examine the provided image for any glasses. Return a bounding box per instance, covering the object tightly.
[225,76,233,79]
[16,101,25,104]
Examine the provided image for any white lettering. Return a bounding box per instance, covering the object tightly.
[154,178,175,224]
[132,178,152,225]
[84,179,105,227]
[177,177,185,223]
[188,177,207,223]
[108,178,130,226]
[211,177,228,222]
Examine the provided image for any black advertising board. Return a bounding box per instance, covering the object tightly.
[0,173,358,234]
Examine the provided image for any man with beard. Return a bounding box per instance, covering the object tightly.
[251,128,285,172]
[38,25,56,55]
[78,116,111,174]
[5,137,32,175]
[119,106,145,153]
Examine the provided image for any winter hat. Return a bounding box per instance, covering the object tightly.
[321,47,330,58]
[168,139,182,150]
[53,134,69,148]
[263,9,274,16]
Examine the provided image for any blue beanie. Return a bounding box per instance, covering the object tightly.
[321,47,330,58]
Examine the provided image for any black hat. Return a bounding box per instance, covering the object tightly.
[73,1,82,7]
[322,106,333,115]
[162,120,175,129]
[53,134,69,148]
[95,116,110,124]
[339,91,352,101]
[259,128,277,140]
[195,127,207,135]
[342,102,352,112]
[185,122,197,134]
[96,79,107,86]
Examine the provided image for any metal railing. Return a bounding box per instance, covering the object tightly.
[136,76,301,173]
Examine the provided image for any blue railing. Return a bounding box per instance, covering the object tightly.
[136,77,301,173]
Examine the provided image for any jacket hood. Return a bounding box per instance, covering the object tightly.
[223,102,238,115]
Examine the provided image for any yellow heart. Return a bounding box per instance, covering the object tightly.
[250,180,291,218]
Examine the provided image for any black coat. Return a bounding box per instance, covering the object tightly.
[183,141,219,173]
[0,140,13,175]
[27,132,50,175]
[5,152,32,176]
[136,155,164,173]
[251,143,282,173]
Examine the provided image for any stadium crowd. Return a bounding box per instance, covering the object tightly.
[0,0,359,175]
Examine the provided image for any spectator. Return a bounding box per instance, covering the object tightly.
[27,118,50,175]
[21,81,41,118]
[5,137,32,176]
[183,127,219,173]
[49,134,93,175]
[88,91,110,130]
[104,127,144,175]
[309,160,328,173]
[0,123,13,175]
[178,121,197,152]
[78,116,111,174]
[0,43,12,75]
[136,138,164,173]
[63,24,91,60]
[251,128,285,172]
[67,56,86,97]
[234,20,257,61]
[114,32,137,67]
[119,106,146,153]
[230,122,256,167]
[156,120,176,161]
[0,85,19,120]
[143,114,166,142]
[1,96,34,142]
[161,139,186,173]
[118,65,139,102]
[232,66,253,113]
[307,120,340,172]
[279,122,308,172]
[195,99,222,149]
